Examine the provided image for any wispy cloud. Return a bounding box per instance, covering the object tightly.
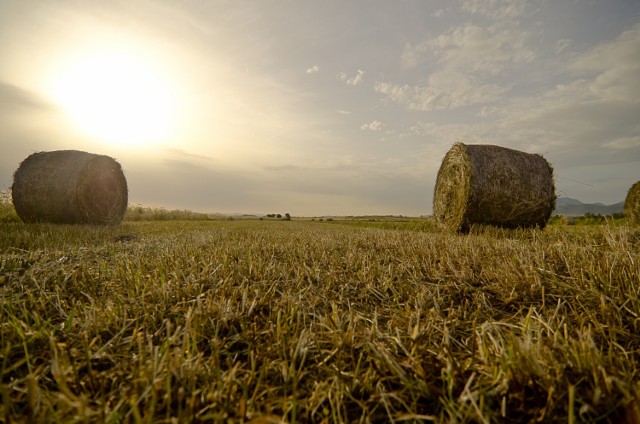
[460,0,528,19]
[401,22,535,73]
[566,23,640,102]
[375,73,507,111]
[360,120,383,131]
[337,70,365,86]
[555,39,572,55]
[164,148,213,161]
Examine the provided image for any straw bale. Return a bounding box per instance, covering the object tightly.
[433,143,555,232]
[624,181,640,224]
[12,150,128,224]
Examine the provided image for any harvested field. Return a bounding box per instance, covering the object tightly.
[1,218,639,422]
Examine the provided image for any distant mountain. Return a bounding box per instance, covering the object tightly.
[554,197,624,216]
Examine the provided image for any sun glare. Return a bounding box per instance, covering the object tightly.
[50,50,176,147]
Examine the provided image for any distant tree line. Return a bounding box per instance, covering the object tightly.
[263,213,291,221]
[550,212,625,225]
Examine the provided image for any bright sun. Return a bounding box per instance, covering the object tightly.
[50,50,176,147]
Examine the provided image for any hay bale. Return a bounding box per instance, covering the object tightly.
[12,150,128,224]
[433,143,555,232]
[624,181,640,224]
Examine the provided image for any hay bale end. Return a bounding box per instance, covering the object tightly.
[12,150,128,224]
[433,143,555,232]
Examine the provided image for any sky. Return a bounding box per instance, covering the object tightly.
[1,0,639,216]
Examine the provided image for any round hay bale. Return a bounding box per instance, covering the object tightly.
[12,150,128,224]
[624,181,640,224]
[433,143,555,232]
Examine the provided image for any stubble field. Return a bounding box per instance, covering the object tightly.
[1,215,639,423]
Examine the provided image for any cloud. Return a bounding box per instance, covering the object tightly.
[263,164,303,171]
[375,72,507,111]
[336,109,351,115]
[360,120,383,131]
[337,70,365,86]
[348,70,365,86]
[400,23,640,179]
[164,148,213,161]
[503,24,640,167]
[568,24,640,73]
[306,65,319,74]
[387,21,536,110]
[0,81,54,112]
[163,159,204,170]
[555,39,572,55]
[402,22,535,74]
[460,0,528,19]
[589,65,640,102]
[374,82,411,103]
[400,43,419,69]
[566,23,640,102]
[409,94,640,170]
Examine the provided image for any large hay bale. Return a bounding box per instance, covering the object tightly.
[624,181,640,224]
[433,143,555,232]
[12,150,128,224]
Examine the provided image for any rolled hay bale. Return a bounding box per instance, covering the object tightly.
[12,150,128,224]
[433,143,555,232]
[624,181,640,224]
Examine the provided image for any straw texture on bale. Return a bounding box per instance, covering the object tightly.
[433,143,555,232]
[624,181,640,224]
[12,150,128,224]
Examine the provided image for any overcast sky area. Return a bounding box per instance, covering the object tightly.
[1,0,639,216]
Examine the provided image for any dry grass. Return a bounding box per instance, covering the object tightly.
[12,150,128,225]
[433,143,555,233]
[1,218,639,423]
[0,191,19,223]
